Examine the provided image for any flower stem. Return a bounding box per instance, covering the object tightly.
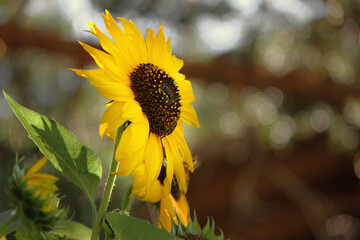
[90,122,129,240]
[121,185,133,211]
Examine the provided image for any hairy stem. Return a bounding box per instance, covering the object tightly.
[90,122,129,240]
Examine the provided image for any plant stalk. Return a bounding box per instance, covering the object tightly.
[90,122,129,240]
[121,185,133,211]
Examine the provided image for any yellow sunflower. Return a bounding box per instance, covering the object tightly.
[8,157,67,232]
[131,163,189,232]
[71,10,199,198]
[24,157,59,212]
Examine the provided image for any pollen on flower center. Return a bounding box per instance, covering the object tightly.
[130,63,181,137]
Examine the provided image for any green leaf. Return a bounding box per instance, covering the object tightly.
[104,212,175,240]
[51,221,92,240]
[0,209,19,237]
[3,90,102,207]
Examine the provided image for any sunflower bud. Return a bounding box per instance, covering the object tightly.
[8,157,68,232]
[169,211,225,240]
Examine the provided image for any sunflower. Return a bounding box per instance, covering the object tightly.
[8,157,68,232]
[71,10,199,198]
[23,157,59,212]
[131,162,189,232]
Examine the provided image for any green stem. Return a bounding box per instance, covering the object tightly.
[104,231,113,240]
[91,199,97,226]
[121,185,133,211]
[90,122,129,240]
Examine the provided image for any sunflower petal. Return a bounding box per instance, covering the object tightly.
[88,22,120,58]
[152,25,167,68]
[130,163,146,197]
[142,180,162,202]
[181,104,200,128]
[117,17,147,65]
[102,10,134,73]
[164,37,184,76]
[99,101,126,138]
[78,41,129,84]
[72,69,134,101]
[163,137,176,196]
[172,125,194,172]
[114,144,146,176]
[145,133,163,194]
[158,194,189,232]
[121,100,143,123]
[166,134,187,193]
[116,116,149,159]
[158,195,175,232]
[146,28,156,63]
[171,194,189,226]
[177,79,195,104]
[117,117,149,157]
[24,157,47,179]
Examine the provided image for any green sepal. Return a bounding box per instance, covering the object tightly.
[168,210,226,240]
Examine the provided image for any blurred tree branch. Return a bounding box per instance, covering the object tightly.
[1,23,359,108]
[0,23,92,66]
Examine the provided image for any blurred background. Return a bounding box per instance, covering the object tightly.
[1,0,360,239]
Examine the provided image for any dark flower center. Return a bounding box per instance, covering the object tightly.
[130,63,181,137]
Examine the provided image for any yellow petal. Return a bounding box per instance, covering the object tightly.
[24,157,47,179]
[130,163,146,197]
[165,134,187,193]
[72,69,134,102]
[171,194,189,226]
[88,22,132,73]
[152,25,167,68]
[177,79,195,104]
[114,143,146,176]
[29,173,58,181]
[162,137,175,197]
[99,101,127,138]
[158,194,189,232]
[164,38,184,76]
[102,10,134,73]
[181,104,200,128]
[105,129,117,141]
[117,17,147,65]
[77,41,129,84]
[146,28,156,63]
[172,125,194,172]
[121,100,143,123]
[145,133,163,194]
[116,114,149,157]
[141,179,162,202]
[158,195,174,232]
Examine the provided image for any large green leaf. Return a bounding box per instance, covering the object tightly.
[3,91,102,206]
[104,212,176,240]
[0,209,19,237]
[51,221,92,240]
